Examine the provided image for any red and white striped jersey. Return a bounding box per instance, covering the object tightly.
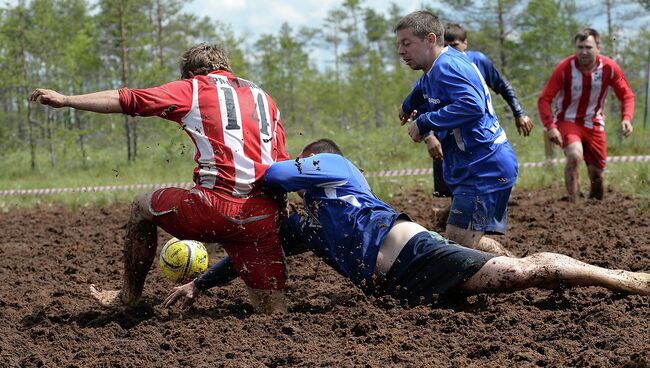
[538,55,634,132]
[119,70,290,198]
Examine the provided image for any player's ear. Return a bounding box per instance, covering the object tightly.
[426,32,437,46]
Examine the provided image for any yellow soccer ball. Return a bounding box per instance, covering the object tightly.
[159,237,209,283]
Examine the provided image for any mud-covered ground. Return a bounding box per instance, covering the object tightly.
[1,187,649,367]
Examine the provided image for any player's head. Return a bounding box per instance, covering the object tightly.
[394,10,444,72]
[180,44,232,79]
[444,23,468,52]
[574,28,600,68]
[300,138,343,157]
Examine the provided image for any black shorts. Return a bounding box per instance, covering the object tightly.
[374,231,494,306]
[433,159,452,197]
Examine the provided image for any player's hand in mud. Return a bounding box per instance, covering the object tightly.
[164,280,200,310]
[89,284,125,308]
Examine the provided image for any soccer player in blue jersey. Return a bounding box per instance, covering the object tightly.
[401,22,534,235]
[164,139,650,309]
[395,11,517,256]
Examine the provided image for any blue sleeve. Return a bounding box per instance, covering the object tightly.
[193,257,238,291]
[402,78,428,116]
[415,62,485,134]
[472,51,524,118]
[264,154,350,193]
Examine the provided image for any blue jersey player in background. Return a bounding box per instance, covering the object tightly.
[163,139,650,310]
[395,11,518,256]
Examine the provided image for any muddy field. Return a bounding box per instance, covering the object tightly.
[1,187,649,367]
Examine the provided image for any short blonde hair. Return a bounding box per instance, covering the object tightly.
[180,44,232,79]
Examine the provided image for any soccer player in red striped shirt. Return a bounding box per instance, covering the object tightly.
[538,28,634,202]
[30,44,290,314]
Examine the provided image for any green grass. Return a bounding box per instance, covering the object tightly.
[1,121,648,211]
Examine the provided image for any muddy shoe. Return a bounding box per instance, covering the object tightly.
[89,284,128,308]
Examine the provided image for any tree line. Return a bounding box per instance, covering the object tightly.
[1,0,649,171]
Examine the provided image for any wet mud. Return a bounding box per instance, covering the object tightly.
[0,187,648,367]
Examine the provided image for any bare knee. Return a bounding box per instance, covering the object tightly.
[518,252,564,283]
[131,193,154,222]
[564,144,583,168]
[460,257,529,292]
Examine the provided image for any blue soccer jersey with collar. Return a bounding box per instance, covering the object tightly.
[405,46,518,196]
[264,153,398,290]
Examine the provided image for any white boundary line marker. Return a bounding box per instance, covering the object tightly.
[2,155,649,196]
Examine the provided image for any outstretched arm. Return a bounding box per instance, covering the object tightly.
[30,89,122,113]
[163,256,238,309]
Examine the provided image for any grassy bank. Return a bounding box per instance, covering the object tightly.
[1,121,648,211]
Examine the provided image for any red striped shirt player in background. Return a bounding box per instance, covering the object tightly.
[538,28,634,202]
[30,44,290,314]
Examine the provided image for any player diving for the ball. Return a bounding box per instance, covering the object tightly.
[165,138,650,309]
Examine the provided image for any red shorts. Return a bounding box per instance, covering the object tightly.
[150,187,286,290]
[557,121,607,169]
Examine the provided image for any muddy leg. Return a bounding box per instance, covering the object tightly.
[477,236,515,257]
[460,253,650,296]
[247,288,287,314]
[434,203,451,231]
[90,193,157,307]
[446,224,514,257]
[587,164,604,200]
[564,142,583,202]
[121,194,158,304]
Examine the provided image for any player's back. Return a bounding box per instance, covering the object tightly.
[265,153,398,286]
[187,71,290,197]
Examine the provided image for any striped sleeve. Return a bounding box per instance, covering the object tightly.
[538,59,568,131]
[118,80,193,120]
[608,60,635,122]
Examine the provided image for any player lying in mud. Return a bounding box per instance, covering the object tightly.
[165,139,650,311]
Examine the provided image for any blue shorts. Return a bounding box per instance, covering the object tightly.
[447,188,512,235]
[374,231,495,306]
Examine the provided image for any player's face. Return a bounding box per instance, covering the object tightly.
[575,36,600,69]
[447,39,468,52]
[397,28,435,72]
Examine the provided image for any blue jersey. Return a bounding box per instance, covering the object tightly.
[264,153,398,291]
[405,46,518,195]
[402,50,524,120]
